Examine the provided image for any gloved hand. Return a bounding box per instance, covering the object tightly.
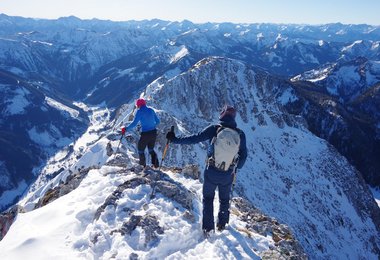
[121,127,126,135]
[166,131,176,141]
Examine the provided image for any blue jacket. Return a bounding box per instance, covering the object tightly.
[126,105,160,133]
[171,117,247,169]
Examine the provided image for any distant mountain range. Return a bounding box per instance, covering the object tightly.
[0,14,379,211]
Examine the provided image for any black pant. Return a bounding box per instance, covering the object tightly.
[202,166,234,232]
[138,129,159,167]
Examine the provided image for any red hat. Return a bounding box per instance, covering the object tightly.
[219,105,236,120]
[136,98,146,108]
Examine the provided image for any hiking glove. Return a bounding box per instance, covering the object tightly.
[166,131,175,141]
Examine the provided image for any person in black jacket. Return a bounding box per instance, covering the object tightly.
[166,105,247,235]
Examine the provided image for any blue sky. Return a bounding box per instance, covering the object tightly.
[0,0,379,25]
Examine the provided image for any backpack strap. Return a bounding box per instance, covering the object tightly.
[211,124,223,145]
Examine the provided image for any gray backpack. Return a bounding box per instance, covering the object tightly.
[211,126,241,171]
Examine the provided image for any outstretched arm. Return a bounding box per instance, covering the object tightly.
[126,110,141,131]
[172,125,217,145]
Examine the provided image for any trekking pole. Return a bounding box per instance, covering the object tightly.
[159,125,174,171]
[149,126,175,200]
[116,127,126,152]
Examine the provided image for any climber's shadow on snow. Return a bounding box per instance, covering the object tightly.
[215,229,260,259]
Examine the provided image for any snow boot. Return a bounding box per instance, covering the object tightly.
[150,151,159,168]
[203,228,215,239]
[217,223,226,232]
[139,153,146,167]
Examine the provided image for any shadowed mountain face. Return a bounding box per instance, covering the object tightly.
[0,70,88,210]
[290,57,380,186]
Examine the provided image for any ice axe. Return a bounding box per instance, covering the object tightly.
[159,125,174,170]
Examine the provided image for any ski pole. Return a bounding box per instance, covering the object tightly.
[116,127,126,152]
[159,125,174,171]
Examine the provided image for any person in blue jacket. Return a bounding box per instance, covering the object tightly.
[166,105,247,235]
[122,98,160,168]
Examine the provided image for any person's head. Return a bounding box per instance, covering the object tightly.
[219,105,236,121]
[136,98,146,108]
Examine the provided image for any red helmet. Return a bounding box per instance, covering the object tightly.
[136,98,146,108]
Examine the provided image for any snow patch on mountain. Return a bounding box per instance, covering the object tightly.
[3,86,31,116]
[45,97,80,118]
[266,52,283,67]
[114,68,135,80]
[292,58,380,100]
[28,125,72,147]
[0,180,27,208]
[170,45,189,64]
[371,188,380,207]
[278,88,299,105]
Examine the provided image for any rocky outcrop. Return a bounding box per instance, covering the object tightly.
[95,168,196,222]
[35,167,94,209]
[94,175,150,221]
[0,205,21,241]
[179,164,201,180]
[232,197,307,259]
[112,214,164,247]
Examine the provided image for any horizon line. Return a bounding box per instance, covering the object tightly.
[1,13,379,27]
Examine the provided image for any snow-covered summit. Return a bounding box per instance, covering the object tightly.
[0,138,305,259]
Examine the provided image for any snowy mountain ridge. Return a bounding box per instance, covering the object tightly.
[1,14,380,101]
[1,57,379,259]
[1,16,379,191]
[0,14,379,258]
[139,57,380,258]
[292,57,380,101]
